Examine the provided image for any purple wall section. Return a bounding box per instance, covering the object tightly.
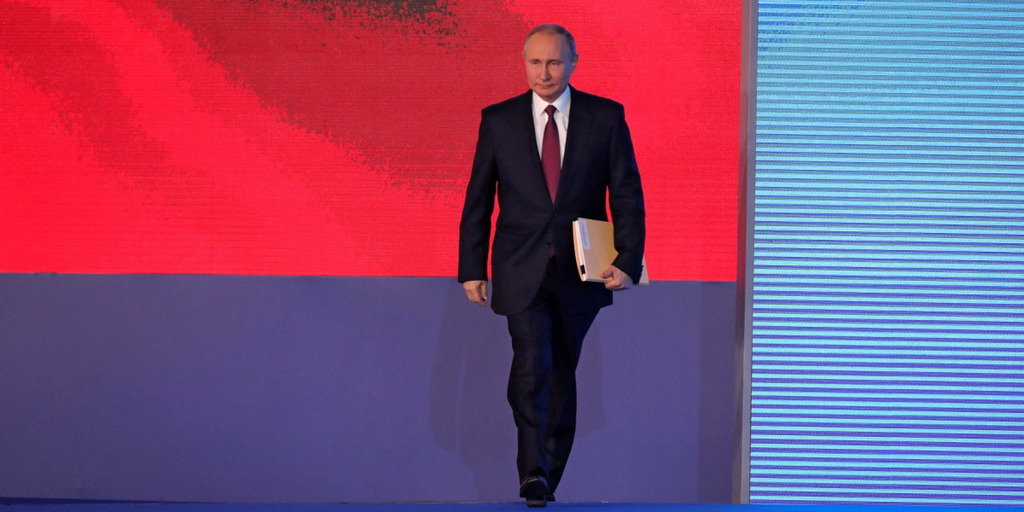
[0,274,736,503]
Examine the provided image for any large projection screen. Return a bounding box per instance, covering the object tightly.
[1,0,740,282]
[1,0,743,504]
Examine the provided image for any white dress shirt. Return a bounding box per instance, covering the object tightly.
[532,89,571,166]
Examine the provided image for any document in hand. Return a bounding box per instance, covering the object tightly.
[572,218,649,285]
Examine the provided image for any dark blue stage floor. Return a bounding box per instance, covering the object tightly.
[3,503,1024,512]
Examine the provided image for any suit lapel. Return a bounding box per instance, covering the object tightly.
[557,87,592,203]
[507,92,554,205]
[510,88,591,206]
[516,92,544,176]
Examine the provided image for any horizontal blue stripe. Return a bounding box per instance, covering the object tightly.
[751,425,1020,435]
[751,452,1024,463]
[753,365,1023,375]
[752,497,1024,505]
[753,416,1024,425]
[753,434,1024,445]
[753,372,1024,382]
[752,478,1024,490]
[754,306,1024,316]
[754,382,1024,392]
[751,443,1024,452]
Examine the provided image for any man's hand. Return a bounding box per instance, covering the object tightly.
[600,265,632,291]
[463,280,489,306]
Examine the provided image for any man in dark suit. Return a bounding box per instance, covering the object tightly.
[458,23,645,508]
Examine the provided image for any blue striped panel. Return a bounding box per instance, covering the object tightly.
[750,0,1024,505]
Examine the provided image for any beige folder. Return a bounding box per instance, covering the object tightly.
[572,218,649,285]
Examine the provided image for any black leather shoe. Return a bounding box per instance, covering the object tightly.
[519,475,549,508]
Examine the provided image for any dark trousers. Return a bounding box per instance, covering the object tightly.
[505,257,600,493]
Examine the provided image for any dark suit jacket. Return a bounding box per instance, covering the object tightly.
[458,86,645,316]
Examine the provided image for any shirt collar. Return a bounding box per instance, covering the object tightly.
[532,87,571,119]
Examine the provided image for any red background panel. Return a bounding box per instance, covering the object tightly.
[0,0,740,281]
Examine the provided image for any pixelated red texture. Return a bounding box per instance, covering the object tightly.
[0,0,740,281]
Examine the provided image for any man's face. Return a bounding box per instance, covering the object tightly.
[524,32,577,103]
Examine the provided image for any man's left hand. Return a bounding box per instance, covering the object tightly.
[600,265,632,291]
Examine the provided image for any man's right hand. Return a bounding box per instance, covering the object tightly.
[463,280,489,307]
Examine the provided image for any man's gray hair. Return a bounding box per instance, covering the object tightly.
[524,24,577,59]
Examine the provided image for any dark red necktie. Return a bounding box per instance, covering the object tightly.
[541,104,560,202]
